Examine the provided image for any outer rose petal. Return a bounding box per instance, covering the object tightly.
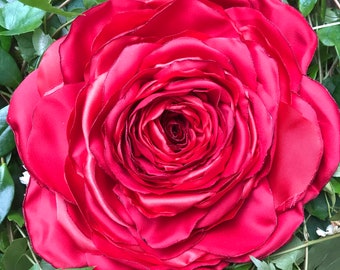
[268,102,323,211]
[232,204,305,262]
[24,178,96,268]
[299,77,340,201]
[86,253,147,270]
[197,179,277,257]
[7,0,340,269]
[60,1,114,83]
[250,0,317,72]
[25,83,83,202]
[212,0,317,71]
[7,71,40,165]
[36,39,64,96]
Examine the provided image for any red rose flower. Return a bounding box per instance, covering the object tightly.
[7,0,340,269]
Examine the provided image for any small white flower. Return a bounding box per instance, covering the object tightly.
[19,170,30,185]
[316,223,340,237]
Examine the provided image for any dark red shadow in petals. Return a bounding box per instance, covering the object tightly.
[196,179,277,257]
[7,71,40,166]
[268,102,323,211]
[27,83,83,202]
[24,178,96,269]
[299,77,340,201]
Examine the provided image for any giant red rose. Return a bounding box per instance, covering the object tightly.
[7,0,340,269]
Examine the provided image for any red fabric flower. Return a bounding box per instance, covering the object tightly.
[7,0,340,269]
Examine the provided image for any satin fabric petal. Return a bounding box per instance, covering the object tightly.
[60,1,113,83]
[232,203,305,262]
[212,0,317,72]
[7,0,340,269]
[36,38,64,96]
[268,102,323,211]
[248,0,317,72]
[299,77,340,202]
[24,178,96,268]
[7,71,40,166]
[196,179,277,257]
[26,83,83,202]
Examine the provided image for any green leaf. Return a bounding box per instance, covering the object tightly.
[298,0,317,16]
[330,178,340,194]
[323,75,340,106]
[270,237,305,270]
[29,264,41,270]
[305,192,329,220]
[250,257,276,270]
[15,32,36,62]
[0,105,15,156]
[330,211,340,221]
[0,32,11,51]
[0,162,14,224]
[19,0,80,17]
[67,0,84,12]
[7,209,24,227]
[317,25,340,57]
[0,1,45,35]
[307,64,319,80]
[32,28,53,56]
[324,8,340,23]
[0,226,9,253]
[1,238,32,269]
[40,260,55,270]
[65,267,94,270]
[332,164,340,178]
[0,47,22,88]
[308,234,340,270]
[83,0,106,9]
[227,263,253,270]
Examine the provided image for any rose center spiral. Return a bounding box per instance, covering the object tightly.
[161,111,189,152]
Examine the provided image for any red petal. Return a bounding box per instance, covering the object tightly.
[24,178,96,268]
[249,0,317,72]
[299,77,340,202]
[37,38,64,96]
[196,179,277,257]
[232,203,304,262]
[60,1,113,83]
[26,83,83,202]
[7,71,40,166]
[268,102,323,211]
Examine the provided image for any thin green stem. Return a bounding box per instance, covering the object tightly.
[313,21,340,30]
[16,225,41,266]
[58,0,73,9]
[52,18,75,38]
[47,0,73,20]
[24,253,37,266]
[333,0,340,9]
[6,220,13,243]
[271,233,340,258]
[303,220,309,270]
[324,57,339,80]
[0,91,12,99]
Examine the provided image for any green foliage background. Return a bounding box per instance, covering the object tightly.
[0,0,339,269]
